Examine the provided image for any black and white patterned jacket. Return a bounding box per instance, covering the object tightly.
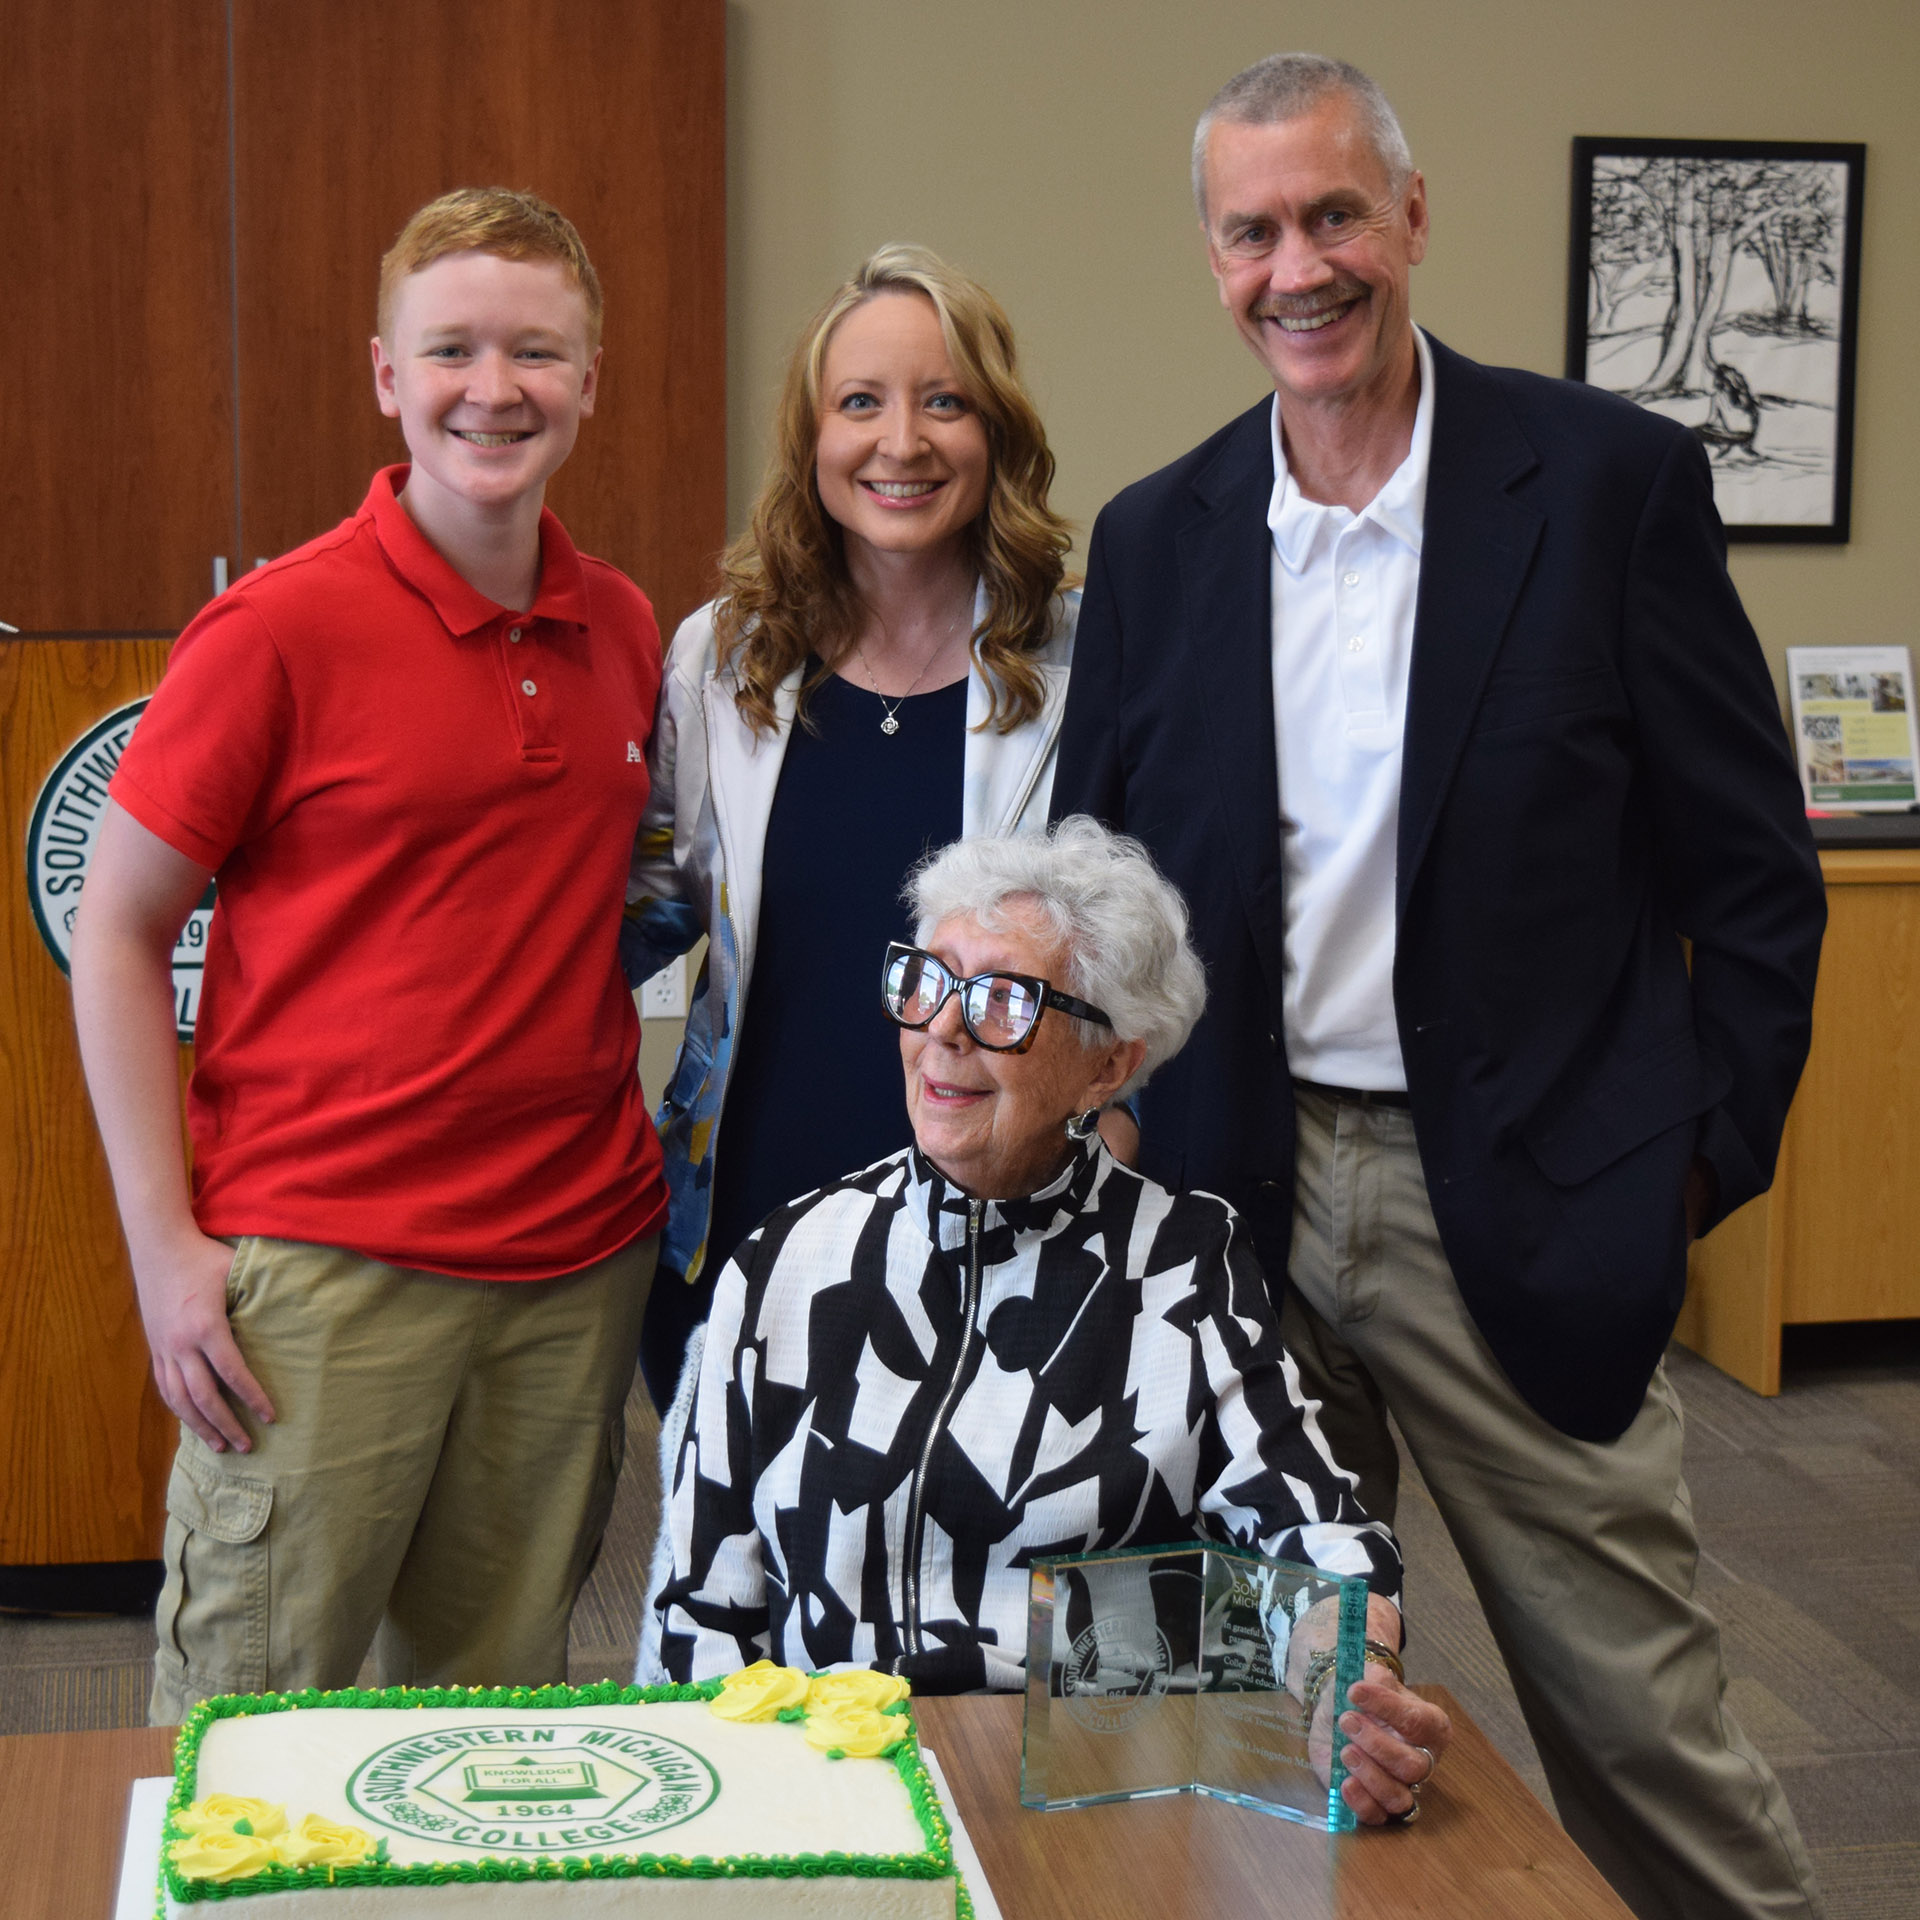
[655,1139,1402,1691]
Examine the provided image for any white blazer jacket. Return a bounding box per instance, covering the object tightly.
[626,586,1079,1283]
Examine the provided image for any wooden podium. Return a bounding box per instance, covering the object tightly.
[1,641,181,1609]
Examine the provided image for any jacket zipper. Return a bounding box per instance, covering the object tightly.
[902,1197,985,1660]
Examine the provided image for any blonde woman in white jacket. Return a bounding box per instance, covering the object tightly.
[625,246,1079,1402]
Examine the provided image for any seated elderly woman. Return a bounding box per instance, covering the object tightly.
[650,817,1450,1824]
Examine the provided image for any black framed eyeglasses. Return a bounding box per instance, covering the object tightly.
[881,941,1113,1054]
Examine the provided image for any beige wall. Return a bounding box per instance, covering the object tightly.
[719,0,1918,693]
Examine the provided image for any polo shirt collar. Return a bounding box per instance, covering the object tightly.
[1266,324,1435,571]
[366,464,591,635]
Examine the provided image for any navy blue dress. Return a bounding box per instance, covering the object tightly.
[639,665,966,1400]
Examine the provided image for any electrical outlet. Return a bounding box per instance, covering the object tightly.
[640,956,687,1019]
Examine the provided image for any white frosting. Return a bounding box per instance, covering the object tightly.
[165,1700,956,1920]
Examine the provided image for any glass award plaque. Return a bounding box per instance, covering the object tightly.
[1021,1542,1369,1832]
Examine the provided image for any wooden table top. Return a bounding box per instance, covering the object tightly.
[1,1687,1630,1918]
[917,1689,1630,1920]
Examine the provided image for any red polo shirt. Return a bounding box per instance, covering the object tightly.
[112,468,668,1279]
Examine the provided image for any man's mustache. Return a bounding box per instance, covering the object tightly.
[1251,284,1365,322]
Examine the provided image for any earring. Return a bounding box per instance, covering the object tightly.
[1064,1108,1101,1142]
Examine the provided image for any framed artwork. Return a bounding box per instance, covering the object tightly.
[1566,137,1865,543]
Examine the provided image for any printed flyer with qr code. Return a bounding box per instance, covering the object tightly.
[1786,646,1919,810]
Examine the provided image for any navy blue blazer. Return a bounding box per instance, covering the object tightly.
[1052,334,1825,1441]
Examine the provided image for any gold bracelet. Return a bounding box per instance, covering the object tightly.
[1362,1638,1405,1682]
[1299,1640,1404,1732]
[1299,1650,1340,1731]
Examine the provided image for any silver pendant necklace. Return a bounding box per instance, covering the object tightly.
[851,604,969,737]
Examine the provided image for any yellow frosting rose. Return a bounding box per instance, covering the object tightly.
[273,1815,378,1869]
[709,1660,812,1722]
[174,1796,289,1840]
[801,1703,907,1758]
[169,1827,280,1882]
[806,1670,910,1715]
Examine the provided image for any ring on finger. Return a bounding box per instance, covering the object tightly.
[1386,1799,1421,1826]
[1411,1744,1439,1787]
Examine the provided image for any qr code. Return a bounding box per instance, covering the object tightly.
[1801,715,1843,743]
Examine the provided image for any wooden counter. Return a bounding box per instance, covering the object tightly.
[1677,847,1920,1394]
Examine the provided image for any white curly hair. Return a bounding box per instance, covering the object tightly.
[906,816,1208,1103]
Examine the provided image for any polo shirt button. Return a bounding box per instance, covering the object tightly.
[509,626,523,642]
[521,679,537,696]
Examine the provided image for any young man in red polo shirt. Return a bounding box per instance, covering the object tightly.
[71,189,667,1720]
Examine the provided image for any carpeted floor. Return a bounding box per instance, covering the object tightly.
[5,1327,1916,1915]
[1392,1326,1920,1916]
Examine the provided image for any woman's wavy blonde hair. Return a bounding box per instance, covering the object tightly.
[716,245,1073,736]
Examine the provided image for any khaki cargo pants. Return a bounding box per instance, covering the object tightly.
[150,1232,656,1722]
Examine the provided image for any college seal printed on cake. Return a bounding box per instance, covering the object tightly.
[344,1722,720,1852]
[27,697,215,1041]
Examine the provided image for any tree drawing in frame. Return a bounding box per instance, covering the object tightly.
[1567,139,1864,542]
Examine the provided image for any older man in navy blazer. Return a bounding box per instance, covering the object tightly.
[1054,53,1826,1920]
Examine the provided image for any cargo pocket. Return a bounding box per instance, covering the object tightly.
[153,1447,274,1699]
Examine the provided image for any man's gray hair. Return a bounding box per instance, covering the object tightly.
[907,817,1207,1104]
[1192,52,1413,220]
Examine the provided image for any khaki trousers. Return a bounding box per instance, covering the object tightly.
[151,1232,656,1722]
[1281,1088,1821,1920]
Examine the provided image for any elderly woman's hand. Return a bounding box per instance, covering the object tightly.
[1293,1597,1452,1826]
[1334,1669,1453,1825]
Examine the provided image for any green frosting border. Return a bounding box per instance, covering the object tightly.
[161,1679,971,1919]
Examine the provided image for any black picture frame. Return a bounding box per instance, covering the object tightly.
[1566,137,1865,544]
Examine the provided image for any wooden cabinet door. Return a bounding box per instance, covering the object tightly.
[0,0,235,635]
[230,0,727,635]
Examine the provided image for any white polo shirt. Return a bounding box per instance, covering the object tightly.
[1267,326,1434,1091]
